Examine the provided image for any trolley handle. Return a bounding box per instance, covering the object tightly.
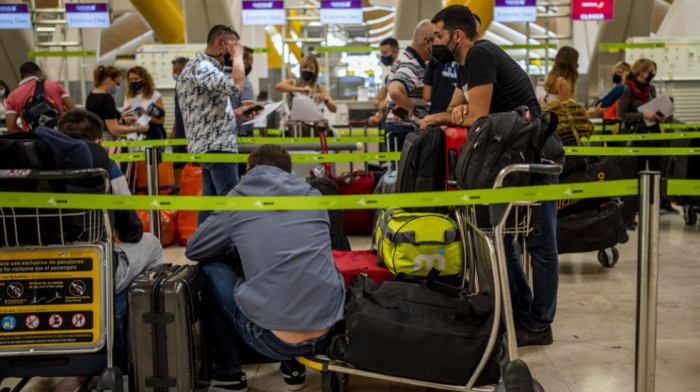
[0,168,111,193]
[493,163,562,189]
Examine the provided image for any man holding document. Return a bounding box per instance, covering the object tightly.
[177,25,260,224]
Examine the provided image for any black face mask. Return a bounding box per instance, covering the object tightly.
[431,35,456,65]
[612,74,622,84]
[301,70,314,82]
[245,65,252,76]
[645,72,655,83]
[380,55,393,66]
[130,81,144,91]
[223,53,233,67]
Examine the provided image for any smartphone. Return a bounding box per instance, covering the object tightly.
[392,107,409,121]
[243,105,264,116]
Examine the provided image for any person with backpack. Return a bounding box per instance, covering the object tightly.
[4,62,75,132]
[429,5,563,347]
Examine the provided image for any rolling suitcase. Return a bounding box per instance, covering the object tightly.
[337,170,375,233]
[128,264,209,392]
[333,250,393,285]
[444,127,467,190]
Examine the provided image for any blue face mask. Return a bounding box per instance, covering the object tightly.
[0,89,5,97]
[380,55,393,67]
[109,86,119,95]
[172,75,179,82]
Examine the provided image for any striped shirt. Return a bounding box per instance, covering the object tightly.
[386,46,429,128]
[176,53,241,153]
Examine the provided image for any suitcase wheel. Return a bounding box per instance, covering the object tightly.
[597,247,619,268]
[97,367,123,392]
[321,371,348,392]
[683,207,698,226]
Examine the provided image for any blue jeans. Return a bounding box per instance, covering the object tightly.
[200,261,332,376]
[503,174,560,332]
[198,152,238,225]
[385,122,415,153]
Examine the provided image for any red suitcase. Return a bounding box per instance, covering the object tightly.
[444,127,467,191]
[337,170,375,234]
[332,250,393,285]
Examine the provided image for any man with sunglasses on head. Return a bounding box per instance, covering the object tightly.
[176,25,258,225]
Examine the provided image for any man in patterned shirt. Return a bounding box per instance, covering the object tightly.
[385,19,434,152]
[176,25,256,224]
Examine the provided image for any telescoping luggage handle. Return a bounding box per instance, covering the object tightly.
[318,129,333,179]
[348,120,369,172]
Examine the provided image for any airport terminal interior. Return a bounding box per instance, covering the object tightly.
[1,0,699,391]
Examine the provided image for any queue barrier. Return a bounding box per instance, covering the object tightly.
[584,131,700,142]
[592,123,700,132]
[101,136,384,148]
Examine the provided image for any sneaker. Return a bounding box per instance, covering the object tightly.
[516,325,553,347]
[280,359,306,391]
[210,372,247,392]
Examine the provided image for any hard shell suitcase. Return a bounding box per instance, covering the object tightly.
[337,170,375,234]
[177,163,202,245]
[128,264,209,392]
[332,250,393,285]
[444,127,467,190]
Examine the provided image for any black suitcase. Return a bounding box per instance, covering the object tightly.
[308,177,352,251]
[128,264,209,392]
[612,155,639,227]
[395,127,445,193]
[557,200,628,254]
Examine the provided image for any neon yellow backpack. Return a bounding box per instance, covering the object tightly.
[373,209,464,277]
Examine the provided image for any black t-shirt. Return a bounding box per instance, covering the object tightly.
[424,57,458,114]
[85,93,120,131]
[457,40,540,115]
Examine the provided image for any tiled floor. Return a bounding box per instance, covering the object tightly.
[3,211,699,391]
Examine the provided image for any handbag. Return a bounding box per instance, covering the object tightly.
[331,273,500,385]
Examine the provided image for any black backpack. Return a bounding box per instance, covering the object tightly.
[395,127,445,193]
[20,79,61,130]
[307,177,352,251]
[455,107,558,190]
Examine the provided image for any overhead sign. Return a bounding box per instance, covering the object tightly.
[241,1,285,26]
[0,4,31,29]
[320,1,363,25]
[572,0,614,20]
[65,3,110,28]
[494,0,537,23]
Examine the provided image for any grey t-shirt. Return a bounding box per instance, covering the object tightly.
[231,78,255,136]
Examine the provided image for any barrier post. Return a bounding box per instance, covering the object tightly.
[145,146,161,240]
[635,171,661,392]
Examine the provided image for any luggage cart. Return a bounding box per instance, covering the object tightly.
[0,168,123,391]
[301,163,560,392]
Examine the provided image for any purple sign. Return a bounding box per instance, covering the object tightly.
[320,1,363,24]
[494,0,537,22]
[241,1,284,25]
[65,3,110,28]
[0,4,32,29]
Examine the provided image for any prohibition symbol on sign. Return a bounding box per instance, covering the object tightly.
[69,280,86,296]
[7,282,23,299]
[49,314,63,329]
[71,313,86,328]
[25,315,40,330]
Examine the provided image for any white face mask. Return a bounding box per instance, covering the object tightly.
[0,89,5,97]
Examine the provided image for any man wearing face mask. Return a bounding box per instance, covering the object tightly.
[372,38,399,114]
[176,25,258,225]
[385,20,434,151]
[428,5,563,347]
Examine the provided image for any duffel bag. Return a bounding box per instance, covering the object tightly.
[557,200,628,254]
[373,209,463,277]
[558,157,623,212]
[331,273,500,386]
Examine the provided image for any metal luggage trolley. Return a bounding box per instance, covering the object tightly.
[300,163,560,392]
[0,168,122,391]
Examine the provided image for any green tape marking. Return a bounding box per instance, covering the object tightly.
[599,43,665,50]
[253,48,271,53]
[584,131,700,142]
[147,152,401,163]
[0,180,640,211]
[565,147,700,156]
[660,123,700,130]
[110,152,146,162]
[103,136,383,148]
[592,125,621,132]
[335,129,382,136]
[314,46,373,53]
[28,50,97,57]
[667,179,700,196]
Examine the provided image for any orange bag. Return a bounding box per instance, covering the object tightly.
[177,163,203,245]
[136,210,178,247]
[135,161,175,195]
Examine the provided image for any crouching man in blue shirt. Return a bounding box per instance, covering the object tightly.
[185,144,345,392]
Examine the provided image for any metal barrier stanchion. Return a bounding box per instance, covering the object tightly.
[145,146,161,240]
[635,171,661,392]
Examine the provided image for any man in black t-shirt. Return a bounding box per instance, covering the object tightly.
[427,5,560,348]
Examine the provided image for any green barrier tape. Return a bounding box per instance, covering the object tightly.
[28,50,97,57]
[565,147,700,156]
[660,123,700,130]
[335,129,382,136]
[584,131,700,142]
[667,180,700,196]
[110,152,146,162]
[107,152,402,163]
[500,44,557,50]
[592,125,621,131]
[0,180,639,211]
[102,136,384,148]
[265,129,283,135]
[599,43,665,50]
[314,46,374,53]
[253,48,271,53]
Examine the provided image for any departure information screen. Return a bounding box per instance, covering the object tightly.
[0,4,31,29]
[241,1,285,26]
